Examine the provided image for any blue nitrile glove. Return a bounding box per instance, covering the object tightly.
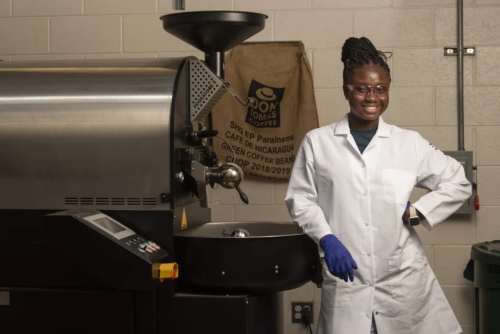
[320,234,358,282]
[402,201,410,224]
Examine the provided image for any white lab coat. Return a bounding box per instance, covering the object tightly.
[285,114,472,334]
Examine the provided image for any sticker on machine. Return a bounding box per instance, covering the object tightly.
[0,292,10,306]
[181,208,188,230]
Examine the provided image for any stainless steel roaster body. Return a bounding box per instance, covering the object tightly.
[0,12,322,333]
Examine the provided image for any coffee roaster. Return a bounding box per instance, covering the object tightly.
[0,11,322,334]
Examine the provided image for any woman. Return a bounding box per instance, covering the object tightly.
[285,37,471,334]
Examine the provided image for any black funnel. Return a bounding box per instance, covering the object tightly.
[161,11,267,77]
[161,11,267,53]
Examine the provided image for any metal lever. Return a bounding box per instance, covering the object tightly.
[206,163,249,205]
[236,186,249,204]
[183,160,249,207]
[188,129,218,142]
[197,130,218,138]
[221,79,254,107]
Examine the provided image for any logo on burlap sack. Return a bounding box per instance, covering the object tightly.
[246,80,285,128]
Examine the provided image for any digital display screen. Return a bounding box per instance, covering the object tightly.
[94,217,126,234]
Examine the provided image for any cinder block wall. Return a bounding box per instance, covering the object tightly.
[1,1,499,333]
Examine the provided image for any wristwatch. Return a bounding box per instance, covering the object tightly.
[408,206,420,226]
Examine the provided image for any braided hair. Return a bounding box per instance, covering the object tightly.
[341,37,392,84]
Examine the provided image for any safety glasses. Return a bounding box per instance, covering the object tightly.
[345,84,390,98]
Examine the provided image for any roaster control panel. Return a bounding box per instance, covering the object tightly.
[78,211,168,262]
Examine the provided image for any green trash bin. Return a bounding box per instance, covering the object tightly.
[464,241,500,334]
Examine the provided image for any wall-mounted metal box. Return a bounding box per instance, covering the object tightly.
[443,151,474,214]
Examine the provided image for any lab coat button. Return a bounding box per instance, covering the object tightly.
[363,193,367,196]
[367,253,372,256]
[366,313,370,318]
[369,283,373,286]
[365,223,369,226]
[375,311,379,315]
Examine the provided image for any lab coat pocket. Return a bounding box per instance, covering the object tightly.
[321,263,351,307]
[382,169,415,205]
[387,247,427,302]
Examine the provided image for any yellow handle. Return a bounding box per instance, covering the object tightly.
[154,263,179,282]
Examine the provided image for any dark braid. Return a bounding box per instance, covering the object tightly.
[341,37,392,84]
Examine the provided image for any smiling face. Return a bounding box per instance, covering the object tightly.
[343,64,390,130]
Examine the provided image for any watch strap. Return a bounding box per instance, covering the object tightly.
[409,206,417,217]
[409,206,420,226]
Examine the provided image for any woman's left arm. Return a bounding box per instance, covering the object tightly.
[411,133,472,230]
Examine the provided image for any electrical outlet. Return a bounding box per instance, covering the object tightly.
[291,302,314,324]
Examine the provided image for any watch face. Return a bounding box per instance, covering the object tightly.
[409,217,420,226]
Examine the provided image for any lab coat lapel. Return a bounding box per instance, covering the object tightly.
[334,114,392,157]
[363,133,379,155]
[334,114,362,157]
[347,134,362,157]
[363,116,391,156]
